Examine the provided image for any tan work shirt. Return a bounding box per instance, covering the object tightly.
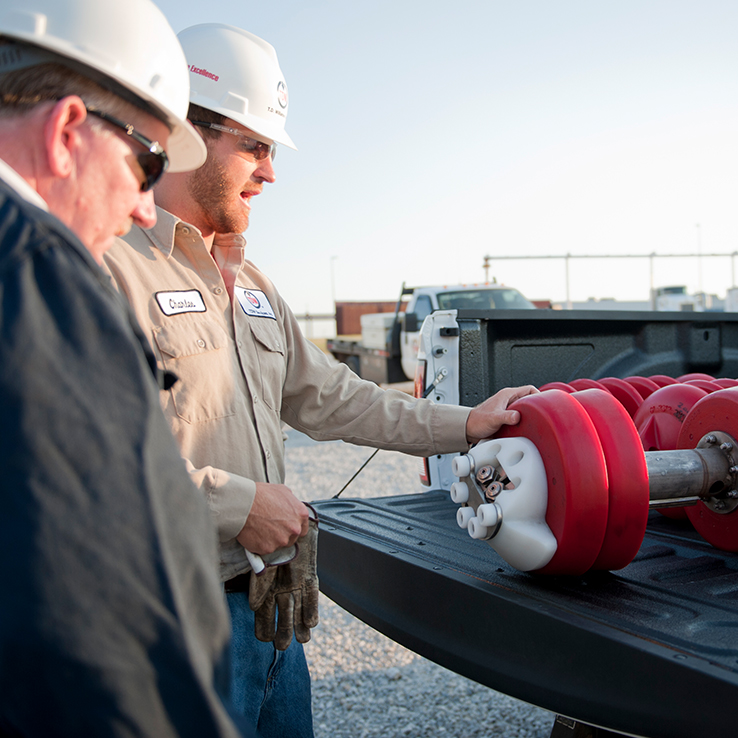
[105,208,471,580]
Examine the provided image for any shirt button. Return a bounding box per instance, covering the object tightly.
[253,394,258,403]
[197,339,206,348]
[265,450,272,459]
[214,287,223,295]
[237,340,243,348]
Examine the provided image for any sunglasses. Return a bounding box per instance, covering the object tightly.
[190,121,277,161]
[86,107,169,192]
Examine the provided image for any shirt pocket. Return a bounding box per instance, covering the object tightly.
[153,319,236,423]
[247,318,287,411]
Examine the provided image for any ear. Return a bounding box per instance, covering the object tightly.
[43,96,88,179]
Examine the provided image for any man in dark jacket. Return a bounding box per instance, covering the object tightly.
[0,0,250,735]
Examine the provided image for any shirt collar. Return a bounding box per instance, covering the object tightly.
[0,158,48,211]
[143,206,187,258]
[144,206,248,264]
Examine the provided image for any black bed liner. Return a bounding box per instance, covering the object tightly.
[312,491,738,738]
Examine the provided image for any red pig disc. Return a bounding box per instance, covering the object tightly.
[568,378,612,393]
[539,382,575,393]
[497,390,609,576]
[571,390,649,571]
[633,383,708,520]
[624,376,660,400]
[677,389,738,551]
[597,377,644,418]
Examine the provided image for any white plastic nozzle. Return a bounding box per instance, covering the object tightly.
[450,481,470,504]
[456,506,475,530]
[452,454,472,478]
[468,516,490,540]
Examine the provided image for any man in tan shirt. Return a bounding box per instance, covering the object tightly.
[105,23,536,738]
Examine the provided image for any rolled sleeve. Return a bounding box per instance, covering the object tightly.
[185,460,256,543]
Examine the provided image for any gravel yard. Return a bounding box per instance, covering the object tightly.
[284,430,554,738]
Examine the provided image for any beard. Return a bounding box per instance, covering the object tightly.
[186,153,251,235]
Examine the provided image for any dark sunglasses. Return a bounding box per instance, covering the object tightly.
[86,107,169,191]
[190,121,277,161]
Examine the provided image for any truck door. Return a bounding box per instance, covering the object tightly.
[401,294,433,381]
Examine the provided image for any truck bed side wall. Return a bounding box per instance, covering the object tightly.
[455,309,738,405]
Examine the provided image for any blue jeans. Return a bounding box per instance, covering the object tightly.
[226,591,314,738]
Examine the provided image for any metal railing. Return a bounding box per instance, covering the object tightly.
[483,251,738,309]
[292,312,335,338]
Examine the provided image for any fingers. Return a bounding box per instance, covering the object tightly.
[465,384,539,444]
[247,567,278,611]
[497,408,521,426]
[237,483,311,554]
[299,513,310,538]
[293,590,312,645]
[302,581,320,630]
[274,592,295,651]
[253,596,277,643]
[506,384,539,403]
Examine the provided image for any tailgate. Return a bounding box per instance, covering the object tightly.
[312,491,738,738]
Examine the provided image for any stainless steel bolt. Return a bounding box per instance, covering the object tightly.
[484,481,504,502]
[476,466,494,482]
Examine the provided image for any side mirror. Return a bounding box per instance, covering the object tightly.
[403,312,419,332]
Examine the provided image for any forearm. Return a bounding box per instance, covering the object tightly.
[282,356,471,455]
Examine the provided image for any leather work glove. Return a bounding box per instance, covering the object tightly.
[248,509,319,651]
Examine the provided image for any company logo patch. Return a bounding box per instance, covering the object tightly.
[155,290,207,316]
[235,288,276,319]
[277,80,288,109]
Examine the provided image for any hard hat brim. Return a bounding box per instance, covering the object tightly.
[2,9,207,172]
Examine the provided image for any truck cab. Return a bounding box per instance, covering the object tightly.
[400,284,535,380]
[326,282,536,384]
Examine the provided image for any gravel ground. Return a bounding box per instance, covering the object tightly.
[284,430,554,738]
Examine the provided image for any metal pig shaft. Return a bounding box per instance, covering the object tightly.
[645,446,734,509]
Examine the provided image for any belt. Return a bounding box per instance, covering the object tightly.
[224,571,251,593]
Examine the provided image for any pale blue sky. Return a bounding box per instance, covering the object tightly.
[155,0,738,315]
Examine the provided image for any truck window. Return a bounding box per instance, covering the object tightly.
[414,295,433,323]
[436,289,536,311]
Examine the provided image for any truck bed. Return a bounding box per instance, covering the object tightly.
[312,491,738,738]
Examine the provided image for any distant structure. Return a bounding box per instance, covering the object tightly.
[552,297,651,311]
[485,251,738,310]
[548,286,726,312]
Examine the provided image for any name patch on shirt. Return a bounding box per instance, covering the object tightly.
[155,290,207,316]
[235,288,276,320]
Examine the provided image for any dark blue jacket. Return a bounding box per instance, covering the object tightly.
[0,179,248,738]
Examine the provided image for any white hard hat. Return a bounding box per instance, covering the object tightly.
[178,24,296,150]
[0,0,207,172]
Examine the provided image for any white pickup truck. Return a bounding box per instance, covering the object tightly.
[326,282,536,383]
